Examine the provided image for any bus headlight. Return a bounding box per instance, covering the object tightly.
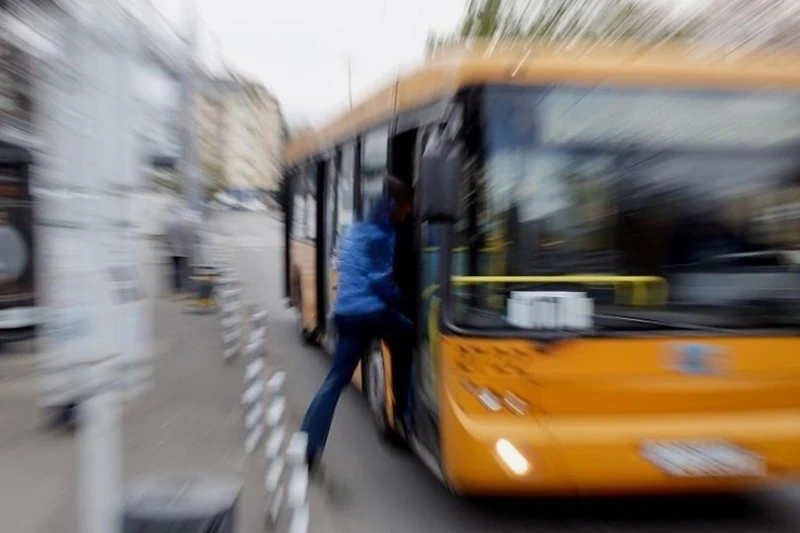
[476,388,502,412]
[462,381,528,415]
[502,391,529,416]
[495,438,531,476]
[462,380,502,412]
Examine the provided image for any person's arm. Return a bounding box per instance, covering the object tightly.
[366,228,401,305]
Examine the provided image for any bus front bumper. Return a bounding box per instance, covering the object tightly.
[442,409,800,496]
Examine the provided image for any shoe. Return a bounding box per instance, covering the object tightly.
[394,418,408,440]
[399,412,414,438]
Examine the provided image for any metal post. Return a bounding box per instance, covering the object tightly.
[347,55,353,111]
[75,3,137,533]
[180,0,201,215]
[78,389,123,533]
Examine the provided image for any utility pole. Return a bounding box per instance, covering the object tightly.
[347,55,353,110]
[181,0,201,215]
[66,3,136,533]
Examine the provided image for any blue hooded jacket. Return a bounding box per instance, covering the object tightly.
[334,197,401,317]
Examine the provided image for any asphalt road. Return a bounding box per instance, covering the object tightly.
[214,211,800,533]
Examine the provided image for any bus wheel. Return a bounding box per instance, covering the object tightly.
[365,343,405,448]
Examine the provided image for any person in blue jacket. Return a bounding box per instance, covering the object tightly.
[301,175,413,471]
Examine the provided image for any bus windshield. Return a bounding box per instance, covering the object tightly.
[451,86,800,331]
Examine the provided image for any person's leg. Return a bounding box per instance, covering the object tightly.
[301,315,368,464]
[175,257,182,293]
[385,334,413,429]
[181,257,191,294]
[180,257,189,293]
[171,256,181,293]
[374,309,415,432]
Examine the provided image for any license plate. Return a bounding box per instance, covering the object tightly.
[642,441,766,477]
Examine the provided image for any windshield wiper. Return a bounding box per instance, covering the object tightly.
[597,313,739,334]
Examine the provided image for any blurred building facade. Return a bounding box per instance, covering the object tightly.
[1,1,187,183]
[0,1,60,153]
[195,74,284,203]
[195,77,226,191]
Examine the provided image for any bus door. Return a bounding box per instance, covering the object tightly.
[321,143,357,355]
[410,126,445,462]
[320,155,338,355]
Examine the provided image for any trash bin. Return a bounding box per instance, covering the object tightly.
[190,266,218,309]
[122,472,241,533]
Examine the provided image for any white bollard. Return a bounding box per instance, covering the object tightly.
[285,432,310,533]
[263,368,288,526]
[286,464,309,508]
[244,402,264,431]
[218,277,243,362]
[242,331,264,451]
[265,371,287,396]
[243,305,269,454]
[285,432,308,466]
[245,357,264,381]
[242,302,265,454]
[222,299,310,532]
[241,380,264,406]
[244,425,263,454]
[264,426,286,461]
[288,503,310,533]
[265,397,286,428]
[264,457,285,494]
[268,486,285,526]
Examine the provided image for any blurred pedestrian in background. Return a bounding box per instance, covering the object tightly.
[164,202,194,297]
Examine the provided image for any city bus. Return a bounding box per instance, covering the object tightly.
[283,43,800,495]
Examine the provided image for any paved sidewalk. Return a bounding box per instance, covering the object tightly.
[0,241,270,532]
[210,222,347,533]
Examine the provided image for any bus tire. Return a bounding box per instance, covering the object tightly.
[364,342,406,449]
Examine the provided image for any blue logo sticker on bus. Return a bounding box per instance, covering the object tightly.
[665,343,728,376]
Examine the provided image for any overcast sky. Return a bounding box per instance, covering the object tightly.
[149,0,727,127]
[155,0,465,127]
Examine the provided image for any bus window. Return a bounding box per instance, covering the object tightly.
[304,163,317,241]
[291,169,306,240]
[360,126,388,216]
[452,85,800,329]
[325,158,337,259]
[337,142,356,241]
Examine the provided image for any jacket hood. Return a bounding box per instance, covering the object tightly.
[366,197,395,228]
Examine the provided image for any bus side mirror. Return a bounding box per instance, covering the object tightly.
[418,136,462,223]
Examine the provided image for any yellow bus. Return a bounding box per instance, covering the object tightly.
[283,44,800,496]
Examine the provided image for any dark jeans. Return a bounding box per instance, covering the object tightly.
[170,256,188,293]
[300,308,413,462]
